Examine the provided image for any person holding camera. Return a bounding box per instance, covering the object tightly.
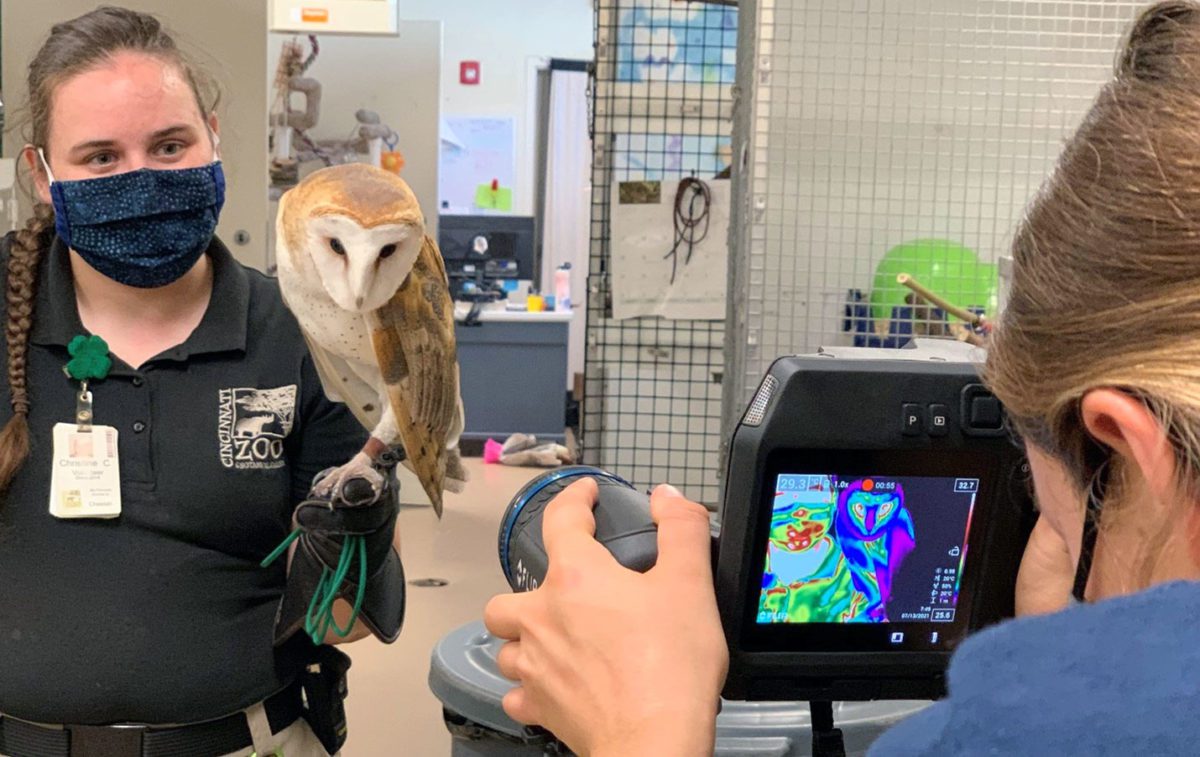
[485,2,1200,754]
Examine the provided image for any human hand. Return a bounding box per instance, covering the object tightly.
[483,478,728,757]
[1015,514,1076,616]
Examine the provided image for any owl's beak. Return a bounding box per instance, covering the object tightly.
[346,256,376,312]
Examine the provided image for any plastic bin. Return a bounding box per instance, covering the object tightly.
[429,622,928,756]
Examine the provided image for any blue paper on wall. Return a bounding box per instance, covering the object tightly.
[616,3,738,84]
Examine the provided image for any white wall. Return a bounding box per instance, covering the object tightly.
[400,0,593,215]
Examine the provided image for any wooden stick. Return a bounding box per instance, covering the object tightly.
[897,273,986,329]
[950,323,988,348]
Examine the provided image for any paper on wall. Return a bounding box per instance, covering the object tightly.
[615,4,738,84]
[474,184,514,211]
[610,178,730,320]
[613,133,732,181]
[439,117,515,214]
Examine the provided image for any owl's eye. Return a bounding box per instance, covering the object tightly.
[380,243,398,259]
[329,238,346,255]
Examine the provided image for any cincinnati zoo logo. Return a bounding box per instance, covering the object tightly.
[218,385,297,470]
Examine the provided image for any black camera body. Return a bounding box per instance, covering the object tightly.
[498,343,1035,704]
[716,349,1034,702]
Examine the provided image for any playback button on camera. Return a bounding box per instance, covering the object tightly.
[928,404,950,437]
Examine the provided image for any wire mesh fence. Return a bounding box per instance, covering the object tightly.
[725,0,1148,440]
[582,0,1148,505]
[582,0,739,505]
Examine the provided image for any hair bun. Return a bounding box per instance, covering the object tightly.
[1118,1,1200,81]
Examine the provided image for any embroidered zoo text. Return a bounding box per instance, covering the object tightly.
[218,385,297,470]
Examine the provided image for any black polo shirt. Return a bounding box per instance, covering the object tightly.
[0,234,367,725]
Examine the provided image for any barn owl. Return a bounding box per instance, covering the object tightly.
[833,479,916,621]
[275,163,466,516]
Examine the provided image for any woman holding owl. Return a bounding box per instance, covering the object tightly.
[0,7,378,756]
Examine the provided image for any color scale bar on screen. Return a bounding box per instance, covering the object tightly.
[951,492,977,604]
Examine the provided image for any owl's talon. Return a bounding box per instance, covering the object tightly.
[311,457,386,506]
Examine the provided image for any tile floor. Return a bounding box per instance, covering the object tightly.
[341,458,540,756]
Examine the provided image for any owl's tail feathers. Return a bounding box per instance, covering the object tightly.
[403,444,447,518]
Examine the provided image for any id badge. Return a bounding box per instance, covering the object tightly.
[49,422,121,519]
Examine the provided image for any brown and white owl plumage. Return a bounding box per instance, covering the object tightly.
[275,163,466,516]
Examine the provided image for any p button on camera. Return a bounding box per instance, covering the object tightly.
[901,403,923,436]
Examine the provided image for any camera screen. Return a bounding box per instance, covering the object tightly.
[757,474,977,626]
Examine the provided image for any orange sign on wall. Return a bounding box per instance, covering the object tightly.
[301,7,329,23]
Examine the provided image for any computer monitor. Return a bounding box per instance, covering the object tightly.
[438,215,536,293]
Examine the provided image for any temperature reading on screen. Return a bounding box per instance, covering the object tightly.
[759,473,979,625]
[925,566,960,622]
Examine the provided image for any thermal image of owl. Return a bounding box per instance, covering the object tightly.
[833,479,916,622]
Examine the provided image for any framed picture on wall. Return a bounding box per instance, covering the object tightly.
[597,2,737,156]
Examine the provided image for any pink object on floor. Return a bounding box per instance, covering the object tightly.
[483,438,504,464]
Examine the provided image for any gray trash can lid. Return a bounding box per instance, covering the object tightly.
[429,621,928,749]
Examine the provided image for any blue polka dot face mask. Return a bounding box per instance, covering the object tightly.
[38,140,226,288]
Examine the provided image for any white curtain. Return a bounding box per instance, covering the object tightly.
[542,68,592,389]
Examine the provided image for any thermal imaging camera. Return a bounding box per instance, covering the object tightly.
[716,343,1034,701]
[499,341,1035,704]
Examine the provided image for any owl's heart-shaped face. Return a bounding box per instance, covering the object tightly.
[304,214,422,312]
[844,491,902,537]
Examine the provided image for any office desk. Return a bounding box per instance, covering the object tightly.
[454,304,572,445]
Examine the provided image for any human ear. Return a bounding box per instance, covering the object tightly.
[22,145,52,205]
[1080,389,1176,504]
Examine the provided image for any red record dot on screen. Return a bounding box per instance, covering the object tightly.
[863,479,875,491]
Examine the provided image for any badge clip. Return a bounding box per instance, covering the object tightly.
[63,334,111,433]
[76,380,94,433]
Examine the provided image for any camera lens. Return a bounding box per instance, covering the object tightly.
[498,466,659,591]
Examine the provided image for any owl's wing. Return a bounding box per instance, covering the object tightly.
[368,233,466,517]
[300,330,384,431]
